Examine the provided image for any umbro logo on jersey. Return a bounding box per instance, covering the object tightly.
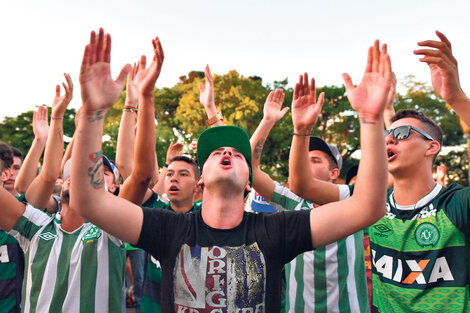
[39,232,58,241]
[373,224,392,237]
[372,249,454,285]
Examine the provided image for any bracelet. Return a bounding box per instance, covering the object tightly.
[293,132,311,136]
[123,108,138,114]
[51,116,64,120]
[124,105,138,110]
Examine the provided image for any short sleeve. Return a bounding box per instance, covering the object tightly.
[269,183,312,211]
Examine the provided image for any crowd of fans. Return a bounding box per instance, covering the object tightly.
[0,28,469,313]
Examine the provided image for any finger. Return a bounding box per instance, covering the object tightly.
[435,30,452,50]
[303,73,309,96]
[342,73,354,93]
[89,31,96,65]
[297,75,303,97]
[65,73,73,90]
[383,54,392,81]
[199,82,205,94]
[139,55,147,71]
[280,106,290,118]
[365,46,373,73]
[378,44,387,76]
[55,84,61,97]
[417,40,446,50]
[104,33,112,63]
[80,44,91,79]
[115,64,132,88]
[154,37,164,64]
[279,89,285,103]
[96,28,104,62]
[372,40,380,73]
[317,92,325,107]
[62,82,68,94]
[205,64,213,83]
[293,83,300,100]
[310,77,316,99]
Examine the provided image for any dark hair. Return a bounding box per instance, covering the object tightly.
[391,109,443,146]
[11,147,24,162]
[0,142,13,171]
[169,156,200,181]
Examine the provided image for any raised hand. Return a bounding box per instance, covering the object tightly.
[79,28,131,115]
[32,106,49,141]
[51,73,73,118]
[291,73,325,133]
[190,139,198,154]
[135,37,164,97]
[414,31,465,103]
[263,89,289,123]
[199,64,215,108]
[126,64,139,108]
[166,142,184,163]
[342,40,391,122]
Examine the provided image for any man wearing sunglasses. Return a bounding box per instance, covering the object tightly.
[290,32,470,313]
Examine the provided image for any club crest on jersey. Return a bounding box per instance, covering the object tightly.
[82,226,102,244]
[415,222,440,247]
[39,232,58,241]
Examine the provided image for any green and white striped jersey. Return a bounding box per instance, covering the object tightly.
[271,184,369,313]
[9,204,126,313]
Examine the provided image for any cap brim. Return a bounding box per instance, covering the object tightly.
[197,126,252,185]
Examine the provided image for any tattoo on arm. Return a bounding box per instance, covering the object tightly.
[87,111,105,122]
[253,139,265,160]
[88,151,104,189]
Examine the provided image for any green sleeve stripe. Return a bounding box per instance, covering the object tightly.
[293,255,305,311]
[48,233,80,313]
[12,216,42,241]
[353,232,370,313]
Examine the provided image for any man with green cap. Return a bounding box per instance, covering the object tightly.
[70,28,390,312]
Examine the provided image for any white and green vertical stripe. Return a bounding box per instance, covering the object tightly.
[9,204,126,313]
[270,184,369,313]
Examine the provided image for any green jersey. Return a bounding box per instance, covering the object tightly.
[140,191,202,313]
[370,183,470,313]
[9,204,126,313]
[271,184,369,313]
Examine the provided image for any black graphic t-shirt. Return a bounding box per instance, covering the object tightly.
[136,207,312,313]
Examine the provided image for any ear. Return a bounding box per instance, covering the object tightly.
[1,168,11,184]
[329,168,340,181]
[197,177,204,190]
[245,182,252,194]
[425,141,441,158]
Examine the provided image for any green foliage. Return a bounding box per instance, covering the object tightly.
[0,74,467,184]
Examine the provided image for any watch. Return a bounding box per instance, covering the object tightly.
[207,111,223,126]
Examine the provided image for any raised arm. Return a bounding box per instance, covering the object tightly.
[383,72,397,129]
[250,89,289,201]
[288,73,342,205]
[116,65,138,180]
[309,40,390,248]
[15,106,49,194]
[414,31,470,126]
[0,186,26,231]
[70,28,142,244]
[25,74,73,211]
[119,37,164,205]
[199,65,223,127]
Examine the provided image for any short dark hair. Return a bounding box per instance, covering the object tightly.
[169,156,200,181]
[0,142,13,171]
[391,109,443,146]
[11,147,23,162]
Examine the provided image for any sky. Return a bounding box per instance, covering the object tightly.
[0,0,469,120]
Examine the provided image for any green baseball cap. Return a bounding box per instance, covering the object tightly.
[197,126,253,185]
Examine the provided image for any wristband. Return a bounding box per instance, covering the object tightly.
[293,132,311,136]
[123,108,138,114]
[51,116,64,120]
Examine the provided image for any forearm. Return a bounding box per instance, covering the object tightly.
[15,137,46,193]
[116,108,137,180]
[288,128,312,196]
[250,118,276,201]
[152,166,167,196]
[449,94,470,128]
[70,110,108,214]
[383,106,395,129]
[352,116,387,220]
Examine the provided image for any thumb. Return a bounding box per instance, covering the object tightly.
[342,73,354,93]
[280,107,290,118]
[199,82,204,94]
[116,64,132,88]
